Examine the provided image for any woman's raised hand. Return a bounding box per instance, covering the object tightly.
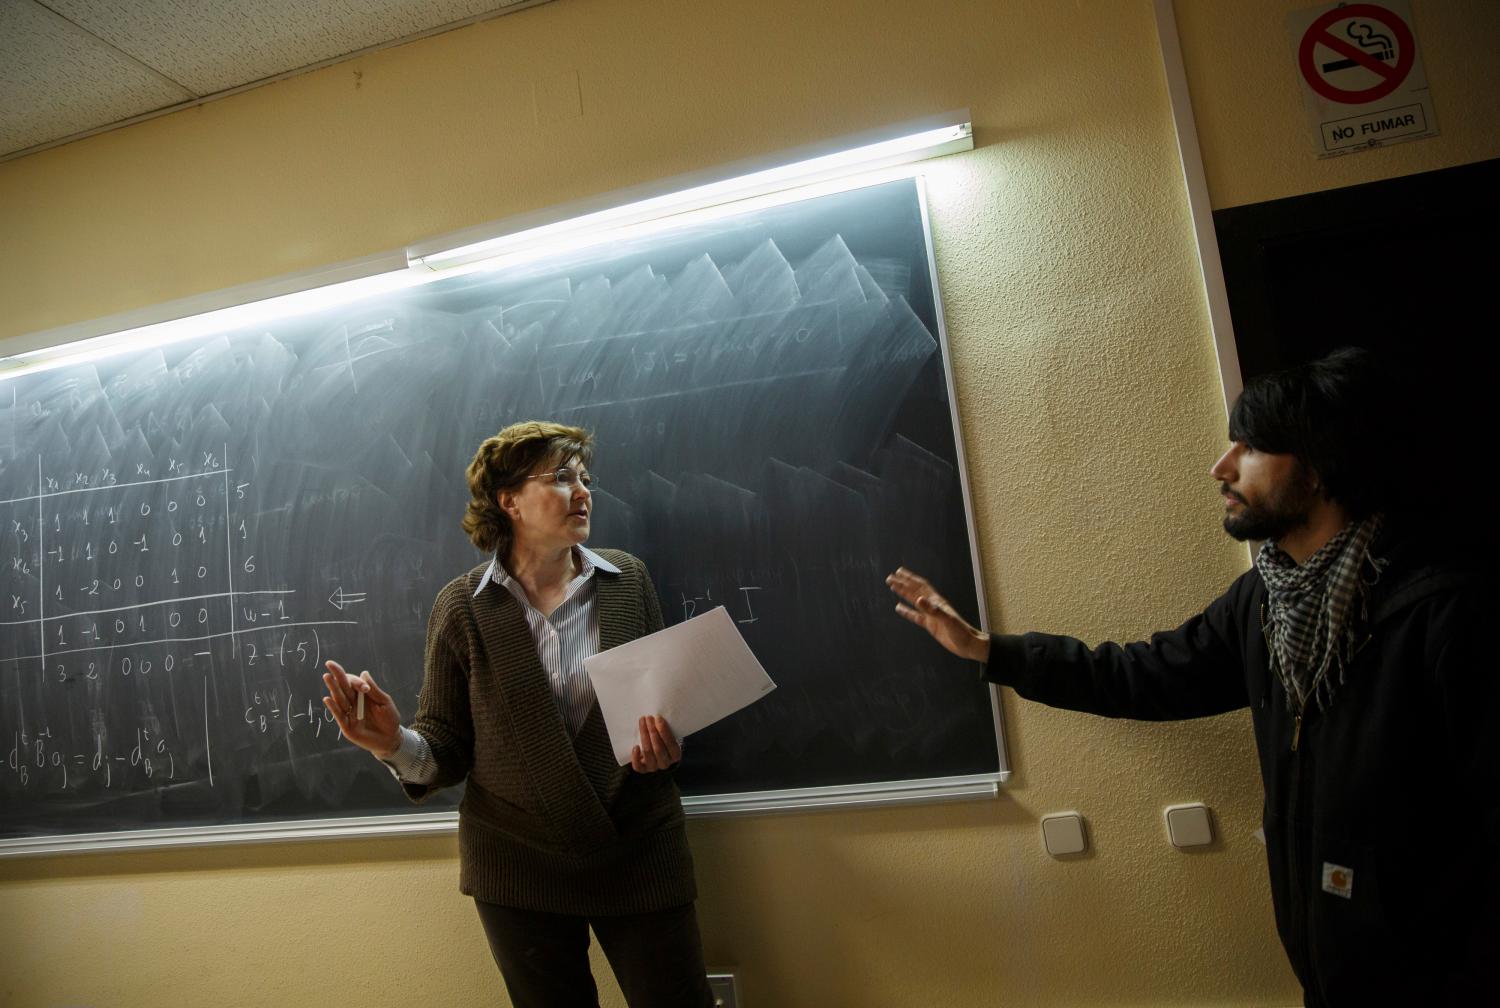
[322,660,403,757]
[886,567,991,663]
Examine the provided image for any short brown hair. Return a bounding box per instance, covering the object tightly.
[462,421,594,554]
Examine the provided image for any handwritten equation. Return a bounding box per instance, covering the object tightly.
[1,449,362,799]
[680,584,762,624]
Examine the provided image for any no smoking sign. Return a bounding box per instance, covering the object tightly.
[1287,0,1439,158]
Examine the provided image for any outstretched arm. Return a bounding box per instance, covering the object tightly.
[887,566,1251,721]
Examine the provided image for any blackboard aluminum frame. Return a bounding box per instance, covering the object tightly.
[1,129,1006,858]
[0,774,1003,857]
[0,812,463,858]
[912,174,1009,790]
[684,773,1000,817]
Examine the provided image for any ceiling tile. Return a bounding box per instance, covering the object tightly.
[0,0,193,155]
[47,1,532,95]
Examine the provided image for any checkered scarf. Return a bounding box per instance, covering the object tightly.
[1255,513,1386,713]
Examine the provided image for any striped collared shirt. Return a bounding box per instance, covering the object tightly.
[383,545,621,784]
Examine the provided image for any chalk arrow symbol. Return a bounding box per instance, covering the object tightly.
[327,587,368,611]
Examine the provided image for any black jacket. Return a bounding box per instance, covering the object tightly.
[985,532,1498,1005]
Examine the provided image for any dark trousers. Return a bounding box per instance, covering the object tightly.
[474,899,715,1008]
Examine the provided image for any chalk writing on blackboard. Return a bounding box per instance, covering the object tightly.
[4,447,361,799]
[2,177,1003,849]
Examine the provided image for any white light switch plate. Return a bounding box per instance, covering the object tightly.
[1040,811,1088,856]
[1165,802,1214,848]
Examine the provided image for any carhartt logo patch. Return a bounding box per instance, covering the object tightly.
[1322,862,1354,898]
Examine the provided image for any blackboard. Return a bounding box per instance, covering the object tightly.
[0,177,1002,851]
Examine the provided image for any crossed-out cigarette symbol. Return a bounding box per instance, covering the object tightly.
[1322,20,1395,72]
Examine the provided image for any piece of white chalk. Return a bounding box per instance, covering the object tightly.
[356,690,365,721]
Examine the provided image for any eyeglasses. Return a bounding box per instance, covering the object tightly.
[525,466,596,491]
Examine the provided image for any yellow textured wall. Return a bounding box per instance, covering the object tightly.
[1,1,1494,1005]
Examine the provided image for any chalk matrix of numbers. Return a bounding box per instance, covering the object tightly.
[3,444,359,798]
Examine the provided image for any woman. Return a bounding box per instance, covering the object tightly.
[321,420,713,1008]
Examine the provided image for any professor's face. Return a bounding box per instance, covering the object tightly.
[505,456,593,550]
[1208,442,1319,543]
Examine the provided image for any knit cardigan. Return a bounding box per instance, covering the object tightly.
[401,548,697,915]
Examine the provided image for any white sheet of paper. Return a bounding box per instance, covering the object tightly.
[584,605,777,765]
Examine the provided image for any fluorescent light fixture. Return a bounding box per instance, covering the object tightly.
[407,111,973,272]
[2,111,973,380]
[1,264,422,380]
[423,161,941,285]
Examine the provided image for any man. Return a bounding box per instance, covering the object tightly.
[887,348,1497,1005]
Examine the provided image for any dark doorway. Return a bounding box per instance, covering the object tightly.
[1213,157,1499,554]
